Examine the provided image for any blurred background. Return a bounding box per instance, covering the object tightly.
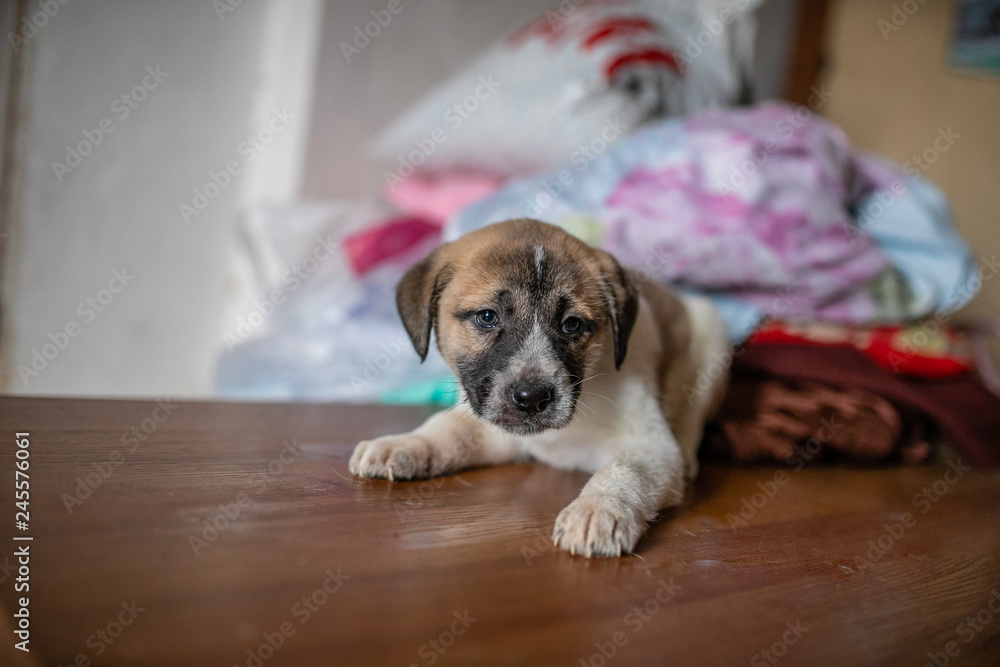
[1,0,998,400]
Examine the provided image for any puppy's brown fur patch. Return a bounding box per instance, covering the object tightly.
[398,219,636,372]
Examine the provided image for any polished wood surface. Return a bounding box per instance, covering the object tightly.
[1,396,999,666]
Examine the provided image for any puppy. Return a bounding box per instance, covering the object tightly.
[350,219,729,557]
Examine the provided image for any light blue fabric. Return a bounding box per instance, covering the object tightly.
[853,154,978,317]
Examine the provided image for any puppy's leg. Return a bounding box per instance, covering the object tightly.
[670,294,731,481]
[350,406,522,481]
[553,395,684,557]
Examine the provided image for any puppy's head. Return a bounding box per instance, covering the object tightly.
[397,219,638,435]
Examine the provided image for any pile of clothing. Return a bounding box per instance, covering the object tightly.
[217,1,1000,468]
[705,320,1000,468]
[436,103,999,468]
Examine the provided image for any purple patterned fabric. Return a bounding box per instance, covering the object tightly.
[448,103,976,337]
[602,105,888,319]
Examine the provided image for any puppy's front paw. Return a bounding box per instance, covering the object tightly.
[349,434,437,481]
[552,496,647,558]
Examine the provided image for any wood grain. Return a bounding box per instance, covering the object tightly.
[1,396,998,666]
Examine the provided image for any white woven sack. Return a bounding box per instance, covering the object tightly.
[371,0,762,182]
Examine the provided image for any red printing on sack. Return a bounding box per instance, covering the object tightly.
[605,48,683,79]
[583,17,657,49]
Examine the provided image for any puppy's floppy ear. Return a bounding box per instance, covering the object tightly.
[596,250,639,370]
[396,247,453,362]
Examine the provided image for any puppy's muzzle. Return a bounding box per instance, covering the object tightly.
[511,380,554,416]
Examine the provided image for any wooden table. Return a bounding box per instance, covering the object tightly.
[1,397,999,666]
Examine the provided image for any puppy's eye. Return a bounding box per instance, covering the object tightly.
[475,309,499,329]
[561,317,583,334]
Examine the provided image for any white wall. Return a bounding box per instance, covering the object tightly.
[0,0,323,397]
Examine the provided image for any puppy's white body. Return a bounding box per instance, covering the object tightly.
[351,273,730,557]
[526,293,726,475]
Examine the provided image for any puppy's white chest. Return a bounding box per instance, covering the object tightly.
[523,413,619,472]
[516,373,652,473]
[516,311,669,473]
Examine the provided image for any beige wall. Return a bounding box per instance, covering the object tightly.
[822,0,1000,334]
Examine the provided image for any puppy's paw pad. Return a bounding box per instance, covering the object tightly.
[349,435,434,480]
[552,497,645,558]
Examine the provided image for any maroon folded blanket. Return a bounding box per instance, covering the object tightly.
[718,343,1000,468]
[710,374,930,465]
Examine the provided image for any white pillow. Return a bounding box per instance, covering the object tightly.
[370,0,761,183]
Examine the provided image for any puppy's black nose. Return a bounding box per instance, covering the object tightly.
[512,382,553,415]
